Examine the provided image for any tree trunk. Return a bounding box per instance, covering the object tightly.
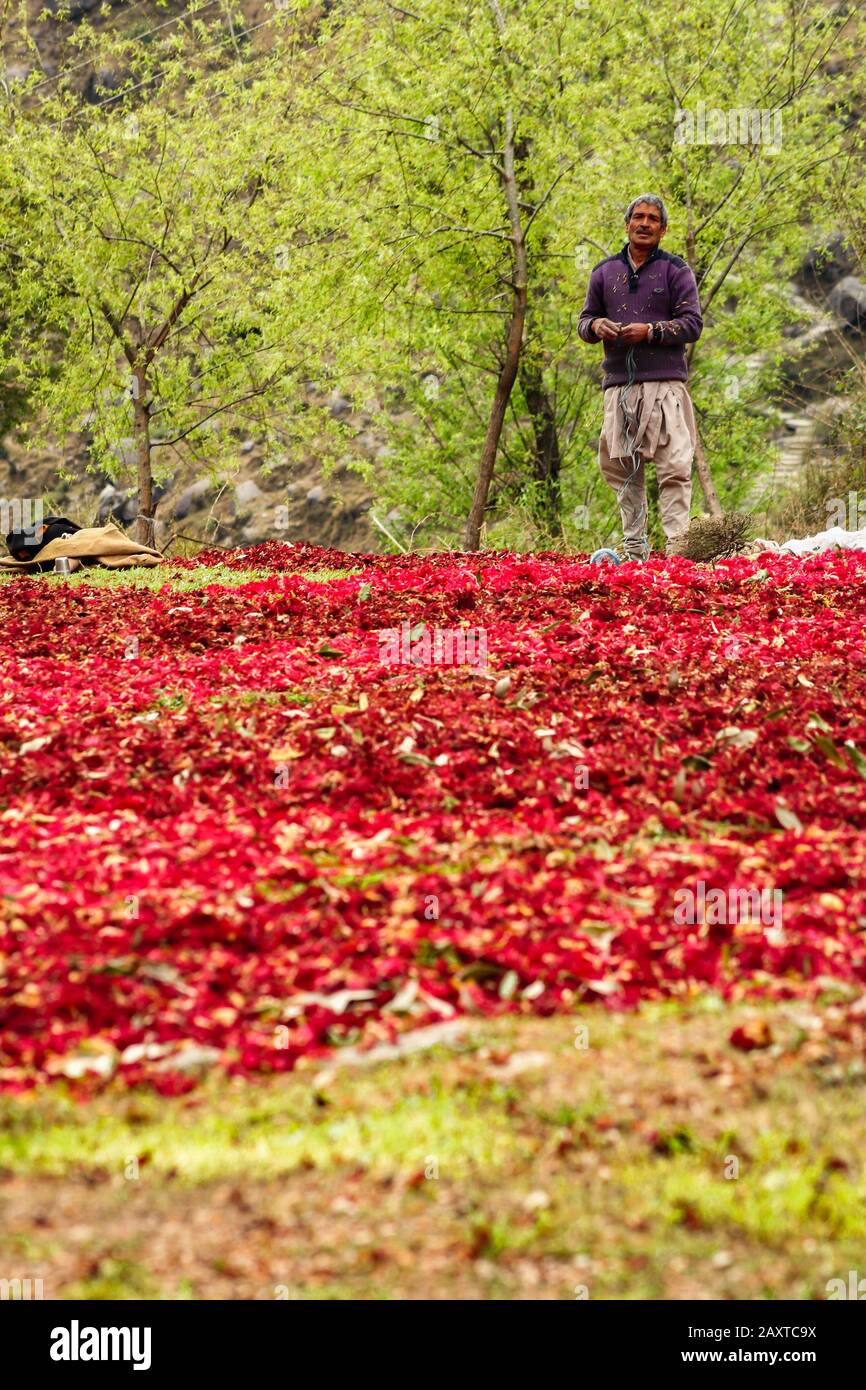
[520,360,562,535]
[693,431,723,517]
[464,108,527,551]
[684,342,722,518]
[132,364,155,548]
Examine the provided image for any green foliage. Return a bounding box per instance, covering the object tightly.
[0,12,344,525]
[295,0,863,545]
[0,0,864,546]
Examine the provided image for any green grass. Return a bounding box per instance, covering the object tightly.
[0,1064,527,1183]
[24,564,356,590]
[61,1259,166,1301]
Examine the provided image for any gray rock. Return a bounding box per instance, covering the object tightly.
[97,485,124,522]
[174,478,211,520]
[328,390,352,418]
[828,276,866,331]
[240,439,256,455]
[121,493,139,523]
[305,485,326,505]
[89,67,126,96]
[801,235,856,288]
[235,478,263,505]
[48,0,101,15]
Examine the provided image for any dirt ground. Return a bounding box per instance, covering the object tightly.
[2,993,866,1300]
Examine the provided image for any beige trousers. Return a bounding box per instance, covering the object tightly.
[598,380,695,557]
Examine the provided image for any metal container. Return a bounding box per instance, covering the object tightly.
[53,557,72,575]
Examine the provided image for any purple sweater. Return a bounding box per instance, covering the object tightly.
[578,246,703,388]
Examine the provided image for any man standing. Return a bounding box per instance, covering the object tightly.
[578,195,703,560]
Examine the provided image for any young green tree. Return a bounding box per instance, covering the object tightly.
[0,7,339,547]
[294,0,614,548]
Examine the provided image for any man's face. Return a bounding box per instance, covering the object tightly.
[626,202,666,252]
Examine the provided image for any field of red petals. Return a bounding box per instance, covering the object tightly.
[2,544,866,1094]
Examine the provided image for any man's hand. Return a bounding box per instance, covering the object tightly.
[592,317,622,341]
[619,322,651,345]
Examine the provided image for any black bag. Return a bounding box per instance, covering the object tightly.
[5,515,81,564]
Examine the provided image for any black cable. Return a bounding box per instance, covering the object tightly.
[615,345,647,546]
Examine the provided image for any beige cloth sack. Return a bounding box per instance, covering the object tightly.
[0,523,162,572]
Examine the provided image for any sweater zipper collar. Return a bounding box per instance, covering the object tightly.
[621,243,659,290]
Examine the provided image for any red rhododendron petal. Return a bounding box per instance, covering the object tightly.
[1,546,865,1088]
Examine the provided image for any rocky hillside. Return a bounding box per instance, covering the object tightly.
[0,380,381,553]
[758,236,866,505]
